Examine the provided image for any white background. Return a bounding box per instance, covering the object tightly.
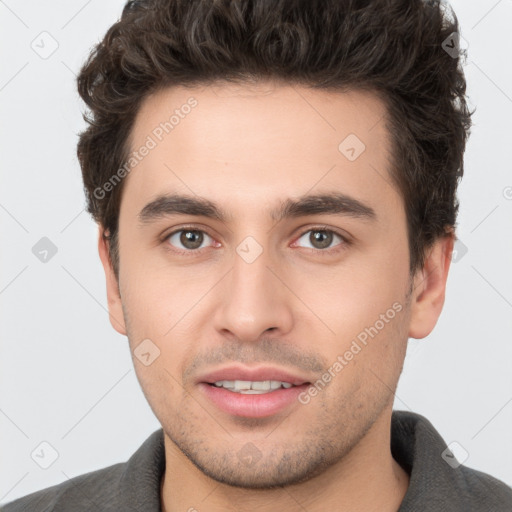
[1,0,511,505]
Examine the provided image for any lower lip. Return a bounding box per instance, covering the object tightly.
[199,383,310,418]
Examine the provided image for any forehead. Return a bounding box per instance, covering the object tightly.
[122,81,400,221]
[131,81,389,154]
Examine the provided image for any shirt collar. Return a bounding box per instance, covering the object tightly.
[114,410,496,511]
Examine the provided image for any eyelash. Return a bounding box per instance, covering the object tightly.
[162,225,350,257]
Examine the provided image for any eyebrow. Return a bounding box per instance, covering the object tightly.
[138,192,377,225]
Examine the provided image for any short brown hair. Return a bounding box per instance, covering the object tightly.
[77,0,473,277]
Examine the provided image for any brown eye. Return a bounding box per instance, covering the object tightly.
[309,230,333,249]
[294,229,346,251]
[167,229,212,251]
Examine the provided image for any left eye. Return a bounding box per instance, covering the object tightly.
[167,229,214,251]
[294,229,345,251]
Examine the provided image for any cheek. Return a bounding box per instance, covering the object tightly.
[291,243,410,382]
[119,237,180,329]
[303,248,407,333]
[118,257,205,382]
[121,275,193,413]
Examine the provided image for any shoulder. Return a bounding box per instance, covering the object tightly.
[1,429,164,512]
[1,462,126,512]
[392,410,512,511]
[456,464,512,510]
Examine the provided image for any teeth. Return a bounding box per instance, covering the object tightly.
[214,380,234,388]
[212,380,295,393]
[251,380,271,390]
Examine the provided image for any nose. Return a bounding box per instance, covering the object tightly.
[213,244,294,343]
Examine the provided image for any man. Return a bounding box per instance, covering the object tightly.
[3,0,511,510]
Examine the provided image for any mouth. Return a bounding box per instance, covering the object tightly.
[209,379,296,394]
[197,366,312,418]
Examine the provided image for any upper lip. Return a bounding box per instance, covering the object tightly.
[198,365,312,386]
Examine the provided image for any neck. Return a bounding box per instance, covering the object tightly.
[160,408,410,512]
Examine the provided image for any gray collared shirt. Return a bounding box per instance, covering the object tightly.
[2,410,512,511]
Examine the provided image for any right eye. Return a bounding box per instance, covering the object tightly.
[164,227,218,254]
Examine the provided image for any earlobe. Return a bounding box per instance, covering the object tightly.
[408,233,454,339]
[97,226,127,336]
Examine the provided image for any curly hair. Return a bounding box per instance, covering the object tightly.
[77,0,473,277]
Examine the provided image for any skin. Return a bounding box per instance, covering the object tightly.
[98,81,454,512]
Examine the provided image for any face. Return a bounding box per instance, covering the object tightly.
[101,81,446,488]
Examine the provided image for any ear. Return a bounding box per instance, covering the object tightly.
[408,232,454,339]
[97,226,127,336]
